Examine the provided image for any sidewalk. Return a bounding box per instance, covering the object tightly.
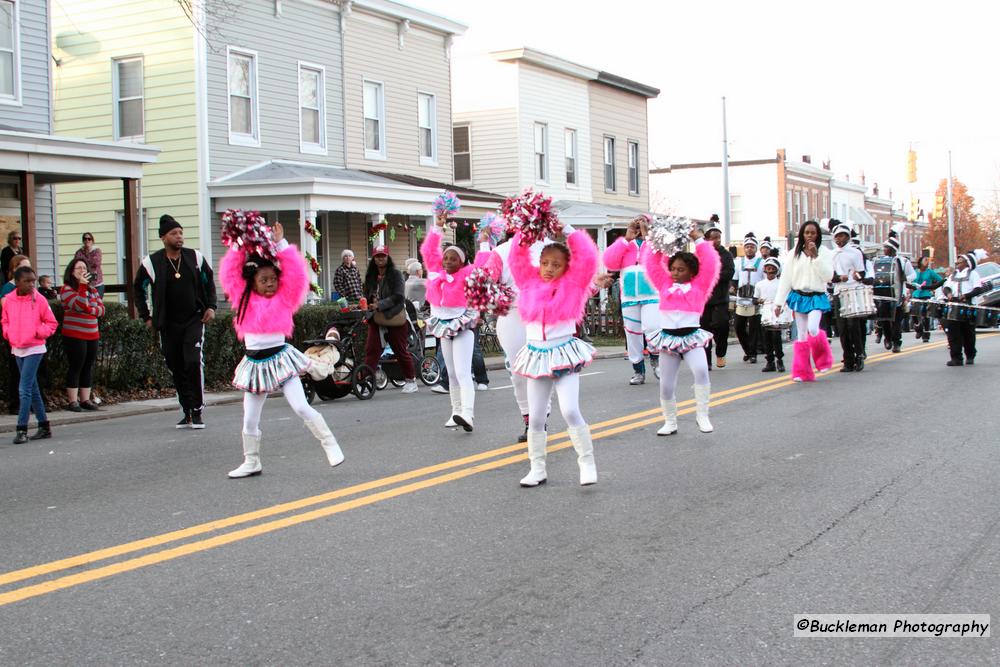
[0,345,629,434]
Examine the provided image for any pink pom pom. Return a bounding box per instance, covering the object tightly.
[500,188,561,246]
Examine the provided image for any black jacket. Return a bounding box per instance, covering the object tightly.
[133,248,217,329]
[364,267,405,319]
[707,245,735,306]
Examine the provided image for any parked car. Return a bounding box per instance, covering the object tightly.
[972,261,1000,307]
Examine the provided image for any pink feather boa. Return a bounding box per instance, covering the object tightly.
[219,243,309,340]
[509,229,598,325]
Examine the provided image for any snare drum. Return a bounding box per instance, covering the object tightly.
[942,303,971,322]
[974,306,994,327]
[761,302,793,329]
[909,299,927,318]
[925,300,943,319]
[837,286,876,319]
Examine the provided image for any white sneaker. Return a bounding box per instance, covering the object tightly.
[430,384,449,394]
[400,380,418,394]
[476,383,489,391]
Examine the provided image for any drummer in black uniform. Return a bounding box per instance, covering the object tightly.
[830,220,868,372]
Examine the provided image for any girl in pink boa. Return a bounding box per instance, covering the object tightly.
[219,222,344,479]
[642,226,721,435]
[509,223,599,487]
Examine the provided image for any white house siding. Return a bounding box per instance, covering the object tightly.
[343,11,453,182]
[453,108,519,196]
[205,0,346,178]
[515,63,592,202]
[588,82,648,210]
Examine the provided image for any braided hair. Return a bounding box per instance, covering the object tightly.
[235,254,280,324]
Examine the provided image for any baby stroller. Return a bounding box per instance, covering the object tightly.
[300,311,376,404]
[374,300,442,390]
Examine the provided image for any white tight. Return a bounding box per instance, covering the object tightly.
[527,373,585,431]
[441,327,475,403]
[496,310,529,415]
[622,302,663,364]
[659,350,710,401]
[242,375,320,435]
[794,310,823,342]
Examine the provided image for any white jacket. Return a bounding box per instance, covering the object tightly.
[774,245,834,307]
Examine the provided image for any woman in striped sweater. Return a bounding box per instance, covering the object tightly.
[60,258,105,411]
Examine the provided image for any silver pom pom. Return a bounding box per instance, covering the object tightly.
[647,216,692,255]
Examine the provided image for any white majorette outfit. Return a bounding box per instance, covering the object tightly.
[830,220,868,372]
[733,233,765,363]
[478,236,550,441]
[219,238,344,478]
[603,232,661,384]
[509,224,599,487]
[754,258,785,372]
[774,242,834,382]
[943,249,989,366]
[642,238,721,435]
[421,226,490,431]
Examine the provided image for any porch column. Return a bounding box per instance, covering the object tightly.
[122,178,141,318]
[368,212,385,249]
[300,207,319,302]
[18,171,36,270]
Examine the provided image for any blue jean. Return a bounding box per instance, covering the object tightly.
[15,353,47,428]
[437,325,488,389]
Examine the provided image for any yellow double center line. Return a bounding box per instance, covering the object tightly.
[0,338,972,607]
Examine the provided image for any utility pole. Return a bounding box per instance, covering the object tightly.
[947,151,956,266]
[722,96,731,243]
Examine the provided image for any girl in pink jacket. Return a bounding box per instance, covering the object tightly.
[219,222,343,479]
[509,224,599,488]
[642,227,721,436]
[420,215,493,432]
[1,266,59,444]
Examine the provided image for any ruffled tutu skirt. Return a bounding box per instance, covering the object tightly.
[647,328,714,355]
[512,337,595,379]
[426,308,480,339]
[233,344,312,394]
[785,290,831,314]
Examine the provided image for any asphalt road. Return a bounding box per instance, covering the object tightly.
[0,331,997,665]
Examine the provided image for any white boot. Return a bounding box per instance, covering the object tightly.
[304,415,345,467]
[568,425,597,486]
[658,398,678,436]
[445,386,461,427]
[453,384,475,432]
[519,430,548,487]
[693,384,713,433]
[228,432,262,478]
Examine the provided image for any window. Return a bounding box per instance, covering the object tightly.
[227,48,259,145]
[786,191,792,230]
[453,125,471,181]
[363,80,385,159]
[0,0,19,103]
[418,93,436,165]
[604,136,616,192]
[113,57,144,141]
[564,129,577,185]
[628,141,640,195]
[533,123,548,182]
[298,63,325,153]
[793,191,800,225]
[803,190,809,221]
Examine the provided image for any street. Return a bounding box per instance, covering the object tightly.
[0,332,997,665]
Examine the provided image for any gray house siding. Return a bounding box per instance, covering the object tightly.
[204,0,345,179]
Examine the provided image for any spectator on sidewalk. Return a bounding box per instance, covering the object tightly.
[37,275,58,299]
[404,260,427,310]
[73,232,105,297]
[1,230,23,282]
[333,249,363,301]
[60,258,106,412]
[2,254,30,298]
[133,214,217,430]
[431,322,489,396]
[2,255,32,415]
[2,265,59,443]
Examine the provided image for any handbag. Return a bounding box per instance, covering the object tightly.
[373,309,407,327]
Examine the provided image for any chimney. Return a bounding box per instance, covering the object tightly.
[802,155,811,164]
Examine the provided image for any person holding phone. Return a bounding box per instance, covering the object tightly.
[60,258,106,411]
[73,233,105,297]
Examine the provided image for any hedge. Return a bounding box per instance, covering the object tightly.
[0,301,352,410]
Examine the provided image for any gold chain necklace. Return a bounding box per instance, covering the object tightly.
[166,254,182,279]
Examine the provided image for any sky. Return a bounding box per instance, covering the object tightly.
[415,0,1000,212]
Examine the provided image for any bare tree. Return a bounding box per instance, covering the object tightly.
[174,0,243,51]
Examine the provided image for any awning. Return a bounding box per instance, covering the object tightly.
[848,205,876,228]
[0,129,159,182]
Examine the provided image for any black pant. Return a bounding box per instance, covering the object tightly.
[734,313,761,358]
[159,319,205,412]
[913,315,931,341]
[837,316,865,366]
[886,306,905,346]
[701,302,730,362]
[64,337,98,388]
[945,321,976,362]
[762,328,784,363]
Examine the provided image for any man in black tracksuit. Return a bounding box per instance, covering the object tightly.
[700,217,735,368]
[134,214,217,429]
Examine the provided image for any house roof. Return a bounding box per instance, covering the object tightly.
[490,47,658,98]
[363,170,503,203]
[0,128,159,183]
[351,0,467,35]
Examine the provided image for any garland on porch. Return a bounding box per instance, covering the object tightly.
[304,250,323,297]
[304,219,321,243]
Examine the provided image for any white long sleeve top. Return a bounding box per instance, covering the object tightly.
[774,245,834,307]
